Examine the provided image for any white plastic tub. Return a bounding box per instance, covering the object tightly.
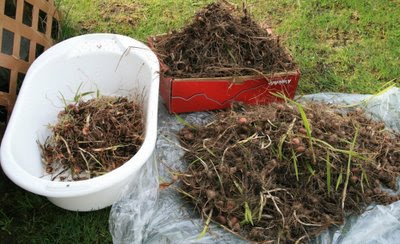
[0,34,159,211]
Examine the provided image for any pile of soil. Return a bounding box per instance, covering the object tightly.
[177,102,400,242]
[41,96,144,181]
[153,2,295,78]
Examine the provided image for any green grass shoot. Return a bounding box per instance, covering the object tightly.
[341,126,359,210]
[336,171,343,191]
[294,103,316,164]
[197,209,213,240]
[326,151,331,195]
[272,92,316,163]
[244,202,254,226]
[59,92,68,108]
[175,114,196,129]
[313,138,368,161]
[360,171,365,194]
[278,118,296,161]
[360,168,370,193]
[59,83,95,108]
[96,88,101,98]
[233,180,244,195]
[0,210,12,235]
[171,186,197,201]
[257,193,265,222]
[203,140,217,158]
[305,162,315,176]
[73,82,84,102]
[75,91,95,103]
[188,157,201,167]
[209,159,225,196]
[278,134,286,161]
[361,168,370,187]
[291,149,299,181]
[340,79,397,109]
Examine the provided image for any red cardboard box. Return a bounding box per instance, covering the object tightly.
[149,35,300,114]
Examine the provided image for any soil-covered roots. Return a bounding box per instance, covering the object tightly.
[177,102,400,242]
[153,2,295,78]
[41,96,144,181]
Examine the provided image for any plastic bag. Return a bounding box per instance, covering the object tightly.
[300,87,400,132]
[109,108,244,243]
[110,87,400,244]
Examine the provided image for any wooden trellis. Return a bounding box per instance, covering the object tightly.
[0,0,60,121]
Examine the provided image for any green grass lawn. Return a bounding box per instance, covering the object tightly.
[1,0,400,242]
[56,0,400,94]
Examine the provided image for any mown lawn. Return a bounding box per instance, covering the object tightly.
[1,0,399,242]
[56,0,400,94]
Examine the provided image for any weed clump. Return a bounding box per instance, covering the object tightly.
[41,96,144,181]
[152,2,296,78]
[177,102,400,242]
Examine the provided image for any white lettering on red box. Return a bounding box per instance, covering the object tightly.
[269,79,291,85]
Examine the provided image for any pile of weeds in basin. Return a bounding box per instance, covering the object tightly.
[177,101,400,242]
[153,2,295,78]
[41,96,144,181]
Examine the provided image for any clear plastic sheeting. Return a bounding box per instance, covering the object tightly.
[109,107,244,243]
[301,87,400,132]
[316,201,400,244]
[110,87,400,243]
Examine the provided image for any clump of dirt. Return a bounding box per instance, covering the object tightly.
[177,102,400,242]
[41,96,144,181]
[152,2,295,78]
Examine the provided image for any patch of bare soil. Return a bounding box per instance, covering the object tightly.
[99,0,143,26]
[78,1,143,33]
